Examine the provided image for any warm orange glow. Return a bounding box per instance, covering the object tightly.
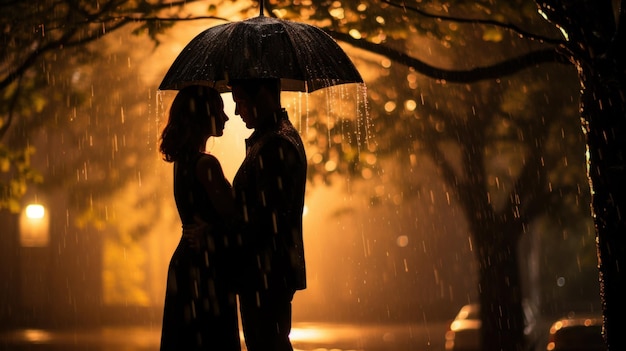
[209,94,250,180]
[25,204,45,219]
[384,101,396,112]
[349,28,362,39]
[396,235,409,247]
[21,329,52,343]
[289,325,333,343]
[19,203,50,247]
[404,99,417,111]
[550,320,564,334]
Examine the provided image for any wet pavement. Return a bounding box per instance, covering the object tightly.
[0,322,448,351]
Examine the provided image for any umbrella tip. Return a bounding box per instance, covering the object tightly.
[259,0,264,16]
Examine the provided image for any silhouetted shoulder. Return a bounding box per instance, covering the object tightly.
[195,153,233,216]
[196,153,220,168]
[196,153,227,184]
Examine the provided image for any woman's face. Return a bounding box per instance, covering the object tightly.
[206,94,229,137]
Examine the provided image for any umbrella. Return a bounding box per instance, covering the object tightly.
[159,10,363,93]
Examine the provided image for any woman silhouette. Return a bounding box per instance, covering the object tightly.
[159,86,240,351]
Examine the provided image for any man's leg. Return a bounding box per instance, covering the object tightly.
[239,288,295,351]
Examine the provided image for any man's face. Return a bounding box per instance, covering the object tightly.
[232,85,258,129]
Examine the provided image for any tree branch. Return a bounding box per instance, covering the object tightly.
[381,0,565,45]
[327,30,570,83]
[1,0,214,91]
[98,15,230,23]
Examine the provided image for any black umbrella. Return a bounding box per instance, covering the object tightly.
[159,10,363,93]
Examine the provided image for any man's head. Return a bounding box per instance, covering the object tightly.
[230,78,281,129]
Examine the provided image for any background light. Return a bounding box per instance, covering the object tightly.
[19,203,50,247]
[25,204,45,219]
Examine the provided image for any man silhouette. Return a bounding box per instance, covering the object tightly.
[230,78,307,351]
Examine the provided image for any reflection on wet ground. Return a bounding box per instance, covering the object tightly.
[0,322,448,351]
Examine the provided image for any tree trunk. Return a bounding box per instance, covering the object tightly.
[475,221,526,351]
[581,60,626,351]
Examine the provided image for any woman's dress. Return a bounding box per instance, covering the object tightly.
[160,153,240,351]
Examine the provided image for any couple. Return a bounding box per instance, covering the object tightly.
[158,78,307,351]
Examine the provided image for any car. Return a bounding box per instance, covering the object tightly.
[445,304,481,351]
[444,302,538,351]
[545,314,604,351]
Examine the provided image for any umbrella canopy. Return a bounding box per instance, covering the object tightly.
[159,14,363,93]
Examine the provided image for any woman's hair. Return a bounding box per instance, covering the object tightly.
[159,86,222,162]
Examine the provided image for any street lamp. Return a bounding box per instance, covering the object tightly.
[19,203,50,247]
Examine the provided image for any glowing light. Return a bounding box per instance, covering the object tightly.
[404,99,417,111]
[21,329,53,343]
[364,153,377,165]
[361,168,373,179]
[384,101,396,113]
[20,203,50,247]
[349,29,362,39]
[324,160,337,172]
[311,153,324,164]
[289,327,328,342]
[329,7,344,20]
[25,204,45,219]
[396,235,409,247]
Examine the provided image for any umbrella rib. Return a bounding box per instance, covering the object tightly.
[284,23,311,92]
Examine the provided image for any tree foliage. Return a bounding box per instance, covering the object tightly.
[258,1,617,349]
[0,0,219,211]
